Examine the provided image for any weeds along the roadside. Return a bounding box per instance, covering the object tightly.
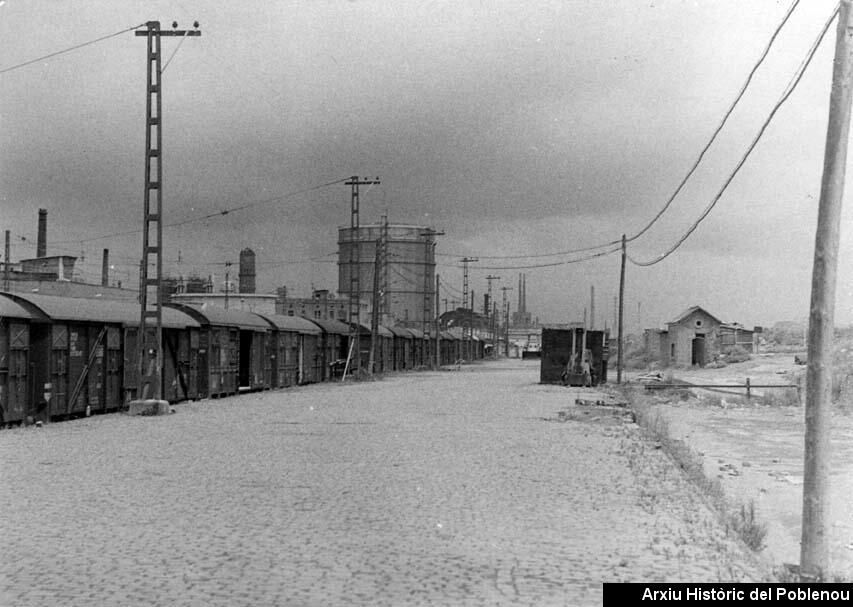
[621,386,768,552]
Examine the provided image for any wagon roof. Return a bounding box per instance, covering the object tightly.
[255,313,321,335]
[387,326,413,338]
[2,292,199,328]
[0,293,46,320]
[349,322,393,338]
[165,303,270,330]
[308,318,352,335]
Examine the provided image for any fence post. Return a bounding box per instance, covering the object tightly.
[746,377,751,399]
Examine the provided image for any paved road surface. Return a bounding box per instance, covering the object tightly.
[1,359,764,606]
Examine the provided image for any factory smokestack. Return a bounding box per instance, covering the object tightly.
[239,248,256,293]
[37,208,47,258]
[102,249,110,287]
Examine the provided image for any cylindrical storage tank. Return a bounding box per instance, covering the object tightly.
[337,224,435,326]
[239,248,256,294]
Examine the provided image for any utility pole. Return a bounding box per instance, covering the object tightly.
[435,274,441,368]
[368,239,381,376]
[492,302,498,358]
[485,274,500,353]
[422,229,444,369]
[344,176,380,377]
[3,230,9,292]
[500,286,513,357]
[460,257,478,360]
[617,234,626,384]
[801,0,853,579]
[133,20,200,406]
[224,261,232,310]
[590,285,595,330]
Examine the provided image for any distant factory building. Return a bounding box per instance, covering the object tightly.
[275,288,368,321]
[2,208,137,300]
[337,224,436,327]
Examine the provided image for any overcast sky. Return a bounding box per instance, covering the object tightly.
[2,0,851,331]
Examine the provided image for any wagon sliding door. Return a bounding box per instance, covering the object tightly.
[49,324,70,417]
[0,321,29,423]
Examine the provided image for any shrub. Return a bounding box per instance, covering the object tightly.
[722,345,751,364]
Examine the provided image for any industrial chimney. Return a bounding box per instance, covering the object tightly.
[37,209,47,258]
[102,248,110,287]
[238,248,256,293]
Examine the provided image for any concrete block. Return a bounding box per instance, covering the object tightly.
[126,399,171,417]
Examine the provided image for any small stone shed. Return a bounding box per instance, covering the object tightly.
[644,306,756,367]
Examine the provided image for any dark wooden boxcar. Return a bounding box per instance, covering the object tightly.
[0,294,39,424]
[122,306,201,403]
[540,327,609,386]
[4,293,132,419]
[166,304,271,396]
[257,314,323,387]
[439,330,456,366]
[347,322,394,374]
[389,326,413,371]
[310,318,351,381]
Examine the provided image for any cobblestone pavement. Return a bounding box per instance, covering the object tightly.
[1,359,766,606]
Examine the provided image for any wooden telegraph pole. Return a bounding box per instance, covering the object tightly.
[617,234,626,384]
[801,0,853,579]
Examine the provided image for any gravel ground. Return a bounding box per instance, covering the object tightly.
[628,353,853,579]
[646,396,853,580]
[1,358,766,606]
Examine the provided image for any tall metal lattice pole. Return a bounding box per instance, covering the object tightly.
[421,230,443,368]
[344,176,379,377]
[460,257,478,360]
[485,274,500,353]
[501,286,513,357]
[134,21,200,402]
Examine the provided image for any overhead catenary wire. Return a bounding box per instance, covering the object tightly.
[439,246,621,270]
[627,0,802,243]
[0,23,146,75]
[51,177,351,245]
[628,2,840,267]
[435,239,622,260]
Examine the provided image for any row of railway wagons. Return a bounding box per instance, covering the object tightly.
[0,292,484,424]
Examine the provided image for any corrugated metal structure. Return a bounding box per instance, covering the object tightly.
[338,224,436,326]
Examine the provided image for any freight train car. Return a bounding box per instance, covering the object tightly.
[0,295,37,424]
[166,304,271,397]
[310,318,351,380]
[540,327,609,386]
[388,326,413,370]
[256,314,324,387]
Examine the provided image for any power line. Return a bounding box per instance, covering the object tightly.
[439,246,621,270]
[0,23,146,75]
[627,0,802,243]
[629,2,839,267]
[435,239,621,260]
[161,29,192,73]
[51,176,351,245]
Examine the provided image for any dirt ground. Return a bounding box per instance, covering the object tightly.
[627,353,853,579]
